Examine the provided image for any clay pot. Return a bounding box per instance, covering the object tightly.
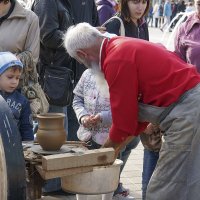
[36,113,67,151]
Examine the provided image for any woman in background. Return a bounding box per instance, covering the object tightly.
[174,0,200,72]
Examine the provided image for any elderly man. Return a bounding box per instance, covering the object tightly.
[64,22,200,200]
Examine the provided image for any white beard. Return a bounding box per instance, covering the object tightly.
[91,63,110,99]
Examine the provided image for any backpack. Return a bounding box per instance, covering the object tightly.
[102,15,125,36]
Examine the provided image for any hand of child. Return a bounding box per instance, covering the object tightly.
[81,114,102,128]
[89,114,102,126]
[81,115,91,128]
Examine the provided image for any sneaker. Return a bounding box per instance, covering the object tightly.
[119,183,130,194]
[113,192,135,200]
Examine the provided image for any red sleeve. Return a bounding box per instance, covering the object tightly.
[104,57,147,142]
[110,122,148,143]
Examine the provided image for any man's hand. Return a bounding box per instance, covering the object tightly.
[102,136,135,158]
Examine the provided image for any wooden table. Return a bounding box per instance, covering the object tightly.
[23,142,115,200]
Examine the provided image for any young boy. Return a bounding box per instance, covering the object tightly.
[0,52,34,141]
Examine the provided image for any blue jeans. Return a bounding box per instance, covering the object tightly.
[142,149,159,200]
[119,136,140,172]
[114,137,140,195]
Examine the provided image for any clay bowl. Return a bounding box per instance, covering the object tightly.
[61,159,123,194]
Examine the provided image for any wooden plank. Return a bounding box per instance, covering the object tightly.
[42,148,115,171]
[36,165,94,180]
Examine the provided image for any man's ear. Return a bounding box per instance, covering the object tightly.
[77,50,87,60]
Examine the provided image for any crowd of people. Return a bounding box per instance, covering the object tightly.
[149,0,194,31]
[0,0,200,200]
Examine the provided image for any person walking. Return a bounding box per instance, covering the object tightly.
[160,0,172,31]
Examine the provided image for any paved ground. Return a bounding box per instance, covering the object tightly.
[41,27,173,200]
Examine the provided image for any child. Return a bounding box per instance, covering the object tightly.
[73,68,113,200]
[0,52,34,141]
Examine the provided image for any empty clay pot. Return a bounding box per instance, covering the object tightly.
[36,113,67,151]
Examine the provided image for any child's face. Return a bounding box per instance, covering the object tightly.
[0,68,22,93]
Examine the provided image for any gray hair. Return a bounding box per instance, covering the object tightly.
[64,22,103,58]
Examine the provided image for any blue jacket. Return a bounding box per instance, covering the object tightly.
[163,1,172,17]
[0,90,34,141]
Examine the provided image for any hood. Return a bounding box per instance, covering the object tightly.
[96,0,113,7]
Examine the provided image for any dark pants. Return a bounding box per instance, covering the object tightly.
[67,105,79,141]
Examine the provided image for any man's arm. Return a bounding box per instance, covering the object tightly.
[102,135,135,158]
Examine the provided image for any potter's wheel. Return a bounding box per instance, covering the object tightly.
[30,144,74,155]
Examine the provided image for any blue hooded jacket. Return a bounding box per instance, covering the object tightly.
[0,90,34,141]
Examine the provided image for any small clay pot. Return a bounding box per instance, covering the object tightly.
[36,113,67,151]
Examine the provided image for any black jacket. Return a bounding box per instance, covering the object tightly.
[68,0,100,84]
[69,0,99,26]
[32,0,74,74]
[32,0,74,106]
[105,16,149,41]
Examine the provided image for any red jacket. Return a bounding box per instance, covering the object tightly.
[100,37,200,142]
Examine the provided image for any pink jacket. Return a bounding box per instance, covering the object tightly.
[174,13,200,72]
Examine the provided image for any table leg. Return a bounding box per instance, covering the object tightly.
[26,163,44,200]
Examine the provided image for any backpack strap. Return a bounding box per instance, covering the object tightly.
[102,16,125,36]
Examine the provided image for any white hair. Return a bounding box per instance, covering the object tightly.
[64,22,103,58]
[91,63,110,98]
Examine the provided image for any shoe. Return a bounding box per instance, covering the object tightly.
[119,183,130,194]
[113,192,135,200]
[160,28,163,32]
